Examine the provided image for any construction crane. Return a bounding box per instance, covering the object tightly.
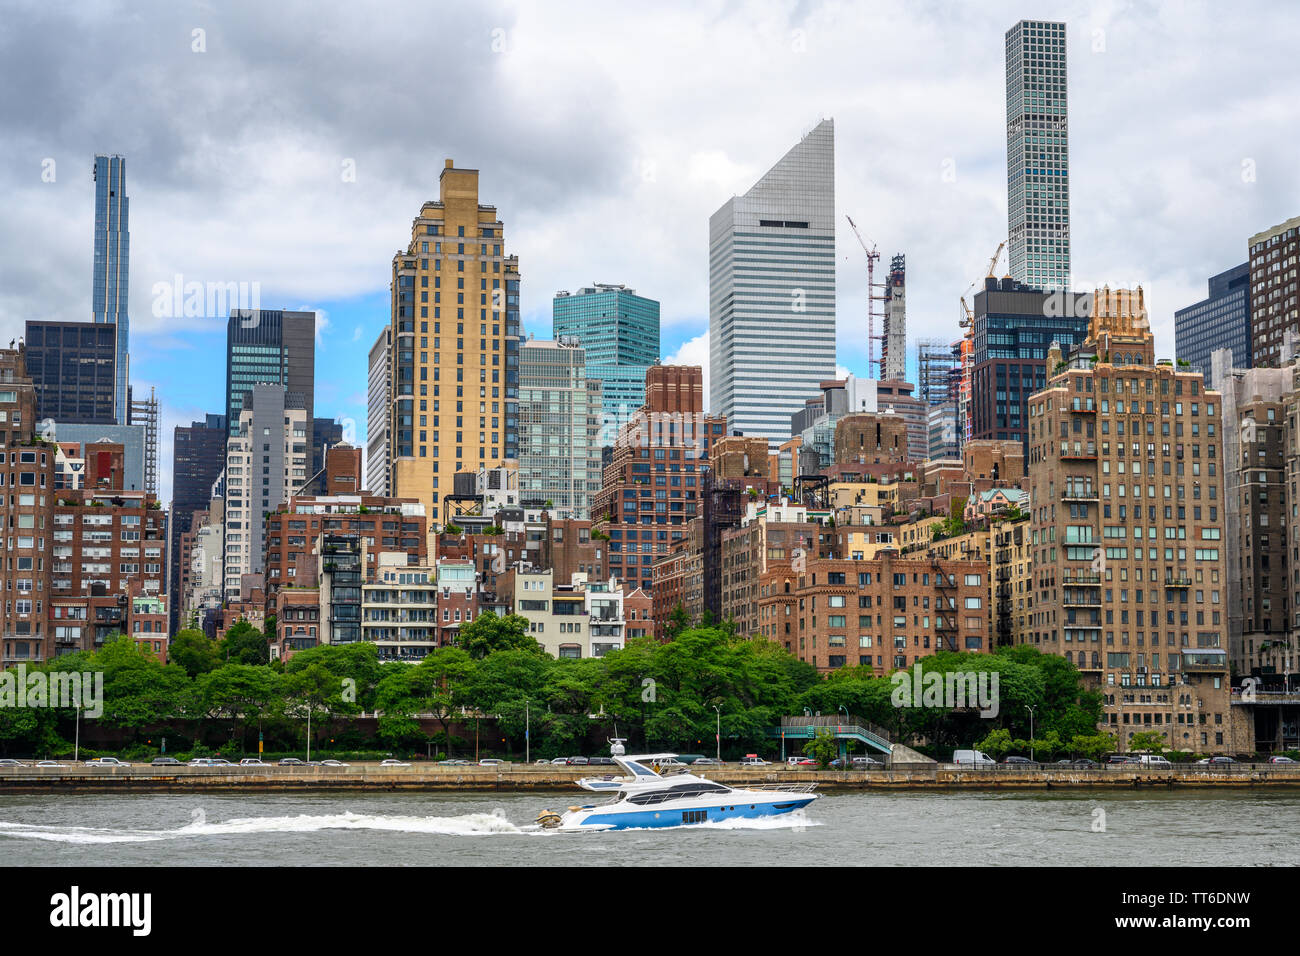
[958,241,1008,329]
[846,214,886,378]
[985,240,1006,279]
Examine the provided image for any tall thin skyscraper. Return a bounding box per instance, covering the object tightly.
[1005,21,1070,290]
[709,119,836,447]
[92,154,130,423]
[366,327,391,496]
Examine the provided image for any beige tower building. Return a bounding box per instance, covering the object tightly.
[1026,287,1232,753]
[386,161,520,523]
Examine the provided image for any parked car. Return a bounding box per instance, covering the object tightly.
[208,758,233,767]
[786,756,817,767]
[1196,756,1236,765]
[952,750,995,767]
[188,758,219,767]
[1106,754,1139,765]
[739,755,770,767]
[1268,755,1296,764]
[238,758,268,766]
[0,759,29,767]
[478,758,506,766]
[564,756,589,766]
[278,758,307,766]
[692,757,724,766]
[440,759,472,766]
[319,759,350,767]
[550,757,569,765]
[35,760,65,767]
[151,757,182,766]
[1002,755,1039,768]
[85,757,129,767]
[587,757,616,766]
[673,754,707,765]
[850,756,884,768]
[380,759,411,767]
[1056,758,1100,769]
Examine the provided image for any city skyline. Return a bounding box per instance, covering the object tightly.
[2,3,1300,502]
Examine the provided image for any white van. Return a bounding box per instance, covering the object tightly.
[952,749,996,767]
[1135,754,1172,768]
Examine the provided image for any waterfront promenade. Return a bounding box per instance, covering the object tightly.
[2,762,1299,793]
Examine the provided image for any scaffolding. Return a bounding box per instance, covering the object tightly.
[128,386,159,497]
[916,338,960,406]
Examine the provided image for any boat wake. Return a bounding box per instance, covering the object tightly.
[0,810,531,844]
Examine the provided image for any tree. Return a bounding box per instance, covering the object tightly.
[373,664,435,750]
[663,603,691,641]
[417,647,474,755]
[803,728,838,768]
[195,665,283,751]
[1068,732,1116,761]
[976,728,1013,759]
[454,613,544,660]
[1128,730,1167,754]
[219,619,269,666]
[170,629,222,678]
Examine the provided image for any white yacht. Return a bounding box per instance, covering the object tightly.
[537,752,818,831]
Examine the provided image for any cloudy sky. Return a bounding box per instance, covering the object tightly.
[2,0,1297,502]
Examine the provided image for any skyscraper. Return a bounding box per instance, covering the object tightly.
[709,119,836,447]
[1174,263,1251,389]
[224,308,316,441]
[23,320,117,425]
[552,283,659,443]
[168,413,228,632]
[971,276,1089,452]
[881,255,907,381]
[366,327,391,496]
[518,338,602,518]
[223,384,308,600]
[1025,291,1231,752]
[1006,21,1070,290]
[1248,215,1300,368]
[92,154,130,423]
[386,160,521,520]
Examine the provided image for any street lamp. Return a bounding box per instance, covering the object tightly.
[525,698,530,764]
[712,705,720,762]
[1026,705,1037,762]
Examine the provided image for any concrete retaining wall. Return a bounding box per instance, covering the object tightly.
[1,763,1298,793]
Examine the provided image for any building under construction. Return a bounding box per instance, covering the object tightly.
[881,254,907,381]
[916,338,960,406]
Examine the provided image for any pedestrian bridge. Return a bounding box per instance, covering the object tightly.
[766,716,895,757]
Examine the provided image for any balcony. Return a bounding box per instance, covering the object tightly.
[1061,488,1098,501]
[1060,443,1097,460]
[1164,577,1191,588]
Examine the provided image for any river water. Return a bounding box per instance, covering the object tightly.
[1,790,1296,866]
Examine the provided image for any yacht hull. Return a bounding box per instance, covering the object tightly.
[560,793,817,831]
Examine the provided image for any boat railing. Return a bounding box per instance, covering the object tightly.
[736,782,819,794]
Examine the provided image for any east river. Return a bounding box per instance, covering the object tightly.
[1,789,1296,865]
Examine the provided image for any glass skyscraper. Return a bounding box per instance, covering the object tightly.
[224,309,316,441]
[1006,21,1070,290]
[709,119,836,447]
[552,283,660,444]
[1174,263,1251,389]
[92,154,130,423]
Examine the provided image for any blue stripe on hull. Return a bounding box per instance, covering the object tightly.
[571,797,815,831]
